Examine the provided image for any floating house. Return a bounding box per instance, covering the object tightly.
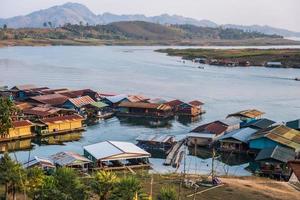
[249,125,300,152]
[127,95,150,103]
[29,94,69,107]
[83,101,112,119]
[36,114,84,135]
[227,109,265,123]
[60,89,100,101]
[217,127,258,152]
[164,99,204,117]
[10,84,49,100]
[288,160,300,186]
[136,134,176,152]
[83,141,151,170]
[286,119,300,131]
[254,145,295,179]
[101,94,129,107]
[187,121,228,147]
[242,118,276,130]
[62,96,95,111]
[193,58,207,64]
[0,120,34,141]
[148,98,167,104]
[117,102,173,119]
[217,118,242,132]
[265,62,283,68]
[23,156,55,171]
[23,106,75,120]
[50,151,91,170]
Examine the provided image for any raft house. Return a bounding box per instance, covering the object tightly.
[83,140,151,171]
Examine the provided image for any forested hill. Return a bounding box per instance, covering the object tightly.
[0,21,282,41]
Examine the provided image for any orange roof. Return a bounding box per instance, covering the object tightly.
[191,121,228,135]
[68,96,95,108]
[12,120,34,127]
[23,106,62,117]
[288,160,300,181]
[30,94,69,106]
[118,102,171,111]
[189,100,204,106]
[127,95,150,103]
[40,114,83,124]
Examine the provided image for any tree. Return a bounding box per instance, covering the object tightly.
[43,22,48,28]
[157,186,177,200]
[48,21,52,28]
[24,167,46,199]
[0,153,25,200]
[34,176,64,200]
[54,167,88,200]
[0,97,17,136]
[91,170,119,200]
[3,24,7,29]
[111,176,147,200]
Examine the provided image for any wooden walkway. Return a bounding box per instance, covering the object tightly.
[164,139,185,166]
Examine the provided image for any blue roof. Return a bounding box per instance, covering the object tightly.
[104,94,128,103]
[218,127,257,143]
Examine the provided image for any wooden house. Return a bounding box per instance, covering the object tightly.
[216,118,242,132]
[187,121,228,147]
[249,125,300,152]
[83,141,151,170]
[62,96,95,112]
[101,94,129,107]
[60,89,100,101]
[241,118,276,130]
[0,120,34,141]
[29,93,69,107]
[254,145,295,179]
[286,119,300,131]
[127,95,150,103]
[227,109,265,123]
[217,127,258,152]
[117,102,173,119]
[10,84,49,100]
[23,156,55,171]
[36,114,84,135]
[287,160,300,186]
[22,106,75,121]
[136,134,176,152]
[50,151,91,170]
[164,100,204,117]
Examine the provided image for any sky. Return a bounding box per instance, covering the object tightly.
[1,0,300,32]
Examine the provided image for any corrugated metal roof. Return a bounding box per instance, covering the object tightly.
[187,132,215,139]
[68,96,95,108]
[250,125,300,150]
[127,95,150,103]
[40,114,83,124]
[191,121,228,136]
[227,109,265,119]
[164,100,184,107]
[104,94,128,103]
[255,146,295,163]
[23,156,54,168]
[218,118,242,126]
[84,140,150,160]
[12,120,33,127]
[243,118,276,129]
[50,151,91,166]
[30,94,69,106]
[136,134,174,143]
[11,84,38,90]
[286,119,300,130]
[118,102,171,111]
[23,106,62,117]
[218,127,257,143]
[148,98,167,104]
[90,101,108,108]
[189,100,204,106]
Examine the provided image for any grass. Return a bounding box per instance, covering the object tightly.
[156,48,300,68]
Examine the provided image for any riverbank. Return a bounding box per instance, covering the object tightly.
[156,48,300,68]
[1,37,300,48]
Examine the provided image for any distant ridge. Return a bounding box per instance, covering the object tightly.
[0,2,299,37]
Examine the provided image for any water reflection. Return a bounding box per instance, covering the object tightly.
[176,115,202,126]
[33,132,83,146]
[0,139,33,153]
[117,116,174,128]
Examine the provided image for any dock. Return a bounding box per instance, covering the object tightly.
[164,139,186,166]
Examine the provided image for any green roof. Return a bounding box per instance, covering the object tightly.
[90,101,108,108]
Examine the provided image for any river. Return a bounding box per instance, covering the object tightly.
[0,46,300,176]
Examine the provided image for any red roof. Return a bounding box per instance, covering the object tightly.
[40,114,83,124]
[127,95,150,103]
[60,89,98,99]
[12,120,33,127]
[68,96,95,108]
[288,160,300,181]
[164,100,184,107]
[30,94,69,106]
[189,100,204,106]
[23,106,62,117]
[191,121,228,135]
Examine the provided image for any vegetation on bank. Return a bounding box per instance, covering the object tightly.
[156,48,300,68]
[0,22,299,47]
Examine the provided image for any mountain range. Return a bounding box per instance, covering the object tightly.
[0,2,299,37]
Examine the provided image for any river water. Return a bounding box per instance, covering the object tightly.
[0,46,300,176]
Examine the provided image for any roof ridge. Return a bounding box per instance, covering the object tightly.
[107,140,125,153]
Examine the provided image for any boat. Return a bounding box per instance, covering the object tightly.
[295,78,300,81]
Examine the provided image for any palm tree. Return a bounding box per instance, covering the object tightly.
[111,176,148,200]
[24,167,46,199]
[0,153,25,200]
[91,170,119,200]
[157,186,177,200]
